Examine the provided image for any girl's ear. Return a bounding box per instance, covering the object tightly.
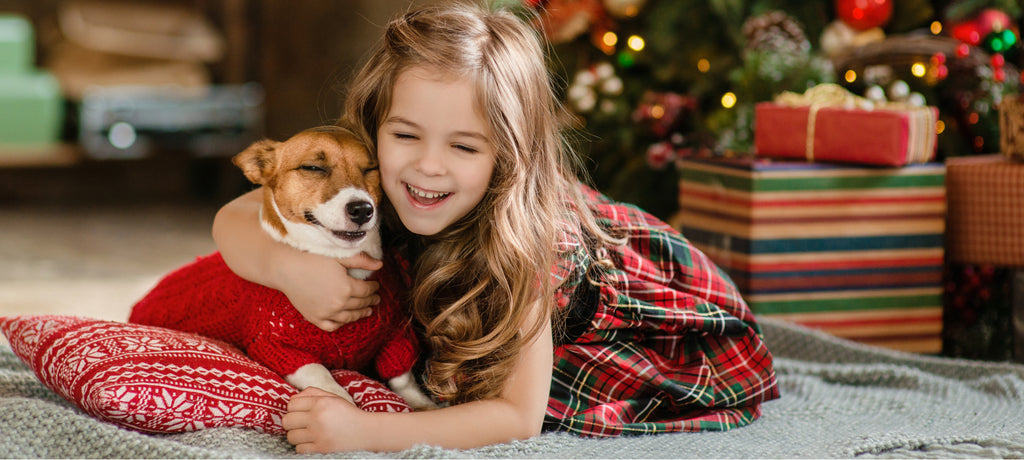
[232,139,279,185]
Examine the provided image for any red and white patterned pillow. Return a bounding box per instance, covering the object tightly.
[0,315,410,435]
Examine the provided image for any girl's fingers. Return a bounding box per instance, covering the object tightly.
[336,253,384,273]
[287,387,333,412]
[285,427,313,445]
[326,304,374,326]
[347,279,380,299]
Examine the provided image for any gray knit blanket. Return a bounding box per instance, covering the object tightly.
[3,318,1024,459]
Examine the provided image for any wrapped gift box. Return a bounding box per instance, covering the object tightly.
[0,15,34,74]
[1001,95,1024,160]
[0,72,63,146]
[945,154,1024,268]
[753,102,938,166]
[676,156,946,353]
[943,263,1024,363]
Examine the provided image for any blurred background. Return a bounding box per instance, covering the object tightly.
[0,0,424,323]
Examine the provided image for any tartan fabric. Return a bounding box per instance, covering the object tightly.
[545,184,779,436]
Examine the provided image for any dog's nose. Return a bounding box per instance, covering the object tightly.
[347,201,374,225]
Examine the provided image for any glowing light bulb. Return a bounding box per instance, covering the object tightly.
[911,63,927,77]
[627,35,645,51]
[603,31,618,47]
[721,92,737,109]
[845,70,857,83]
[930,21,942,35]
[697,58,710,73]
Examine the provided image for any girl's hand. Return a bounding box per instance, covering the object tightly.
[213,189,383,332]
[284,387,369,453]
[275,250,383,332]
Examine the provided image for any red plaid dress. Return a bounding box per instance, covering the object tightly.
[545,184,779,436]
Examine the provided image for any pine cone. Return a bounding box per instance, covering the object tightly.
[742,11,810,55]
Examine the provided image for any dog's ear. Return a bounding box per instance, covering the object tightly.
[233,139,279,185]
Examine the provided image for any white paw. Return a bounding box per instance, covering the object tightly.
[388,371,438,410]
[287,363,354,404]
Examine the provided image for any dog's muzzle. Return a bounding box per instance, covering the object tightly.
[304,202,374,242]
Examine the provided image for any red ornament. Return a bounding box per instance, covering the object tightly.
[956,43,971,58]
[949,8,1013,46]
[835,0,893,31]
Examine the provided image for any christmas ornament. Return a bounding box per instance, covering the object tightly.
[743,10,811,55]
[956,43,972,58]
[602,0,645,19]
[865,84,887,103]
[888,80,910,101]
[835,0,893,31]
[532,0,610,44]
[949,8,1016,48]
[567,62,623,114]
[984,28,1018,54]
[645,133,688,170]
[820,19,885,57]
[645,141,676,169]
[930,52,949,81]
[631,90,695,138]
[991,54,1007,83]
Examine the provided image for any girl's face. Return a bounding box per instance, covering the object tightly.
[377,66,497,236]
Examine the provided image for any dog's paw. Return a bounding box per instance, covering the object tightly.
[388,372,439,410]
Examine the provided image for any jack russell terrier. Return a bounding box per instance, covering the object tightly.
[130,126,435,410]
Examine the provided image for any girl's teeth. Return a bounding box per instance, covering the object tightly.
[408,185,448,200]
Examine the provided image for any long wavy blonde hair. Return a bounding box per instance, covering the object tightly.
[341,0,616,403]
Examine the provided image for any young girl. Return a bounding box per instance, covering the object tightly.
[213,0,778,453]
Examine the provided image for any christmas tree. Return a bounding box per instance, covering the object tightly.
[509,0,1022,219]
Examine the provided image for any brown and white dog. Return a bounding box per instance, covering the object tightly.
[234,126,383,279]
[131,126,435,410]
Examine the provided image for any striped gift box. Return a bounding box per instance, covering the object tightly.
[945,154,1024,268]
[675,156,946,353]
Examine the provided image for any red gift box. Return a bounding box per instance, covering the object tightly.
[754,102,938,166]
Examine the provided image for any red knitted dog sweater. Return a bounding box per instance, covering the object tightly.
[129,252,418,381]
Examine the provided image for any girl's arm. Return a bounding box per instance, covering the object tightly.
[283,307,554,452]
[212,189,384,331]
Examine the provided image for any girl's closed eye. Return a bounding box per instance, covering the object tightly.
[453,143,479,154]
[393,132,418,141]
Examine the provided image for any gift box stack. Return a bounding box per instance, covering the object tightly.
[942,95,1024,362]
[0,15,63,149]
[676,84,946,353]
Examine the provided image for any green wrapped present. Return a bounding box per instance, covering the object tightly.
[0,72,63,146]
[0,15,34,74]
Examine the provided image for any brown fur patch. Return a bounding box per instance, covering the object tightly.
[233,127,379,238]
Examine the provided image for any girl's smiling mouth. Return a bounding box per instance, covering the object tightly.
[405,183,451,206]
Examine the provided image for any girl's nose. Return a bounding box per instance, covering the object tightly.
[414,143,446,175]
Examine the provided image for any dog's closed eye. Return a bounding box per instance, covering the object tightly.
[298,165,328,174]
